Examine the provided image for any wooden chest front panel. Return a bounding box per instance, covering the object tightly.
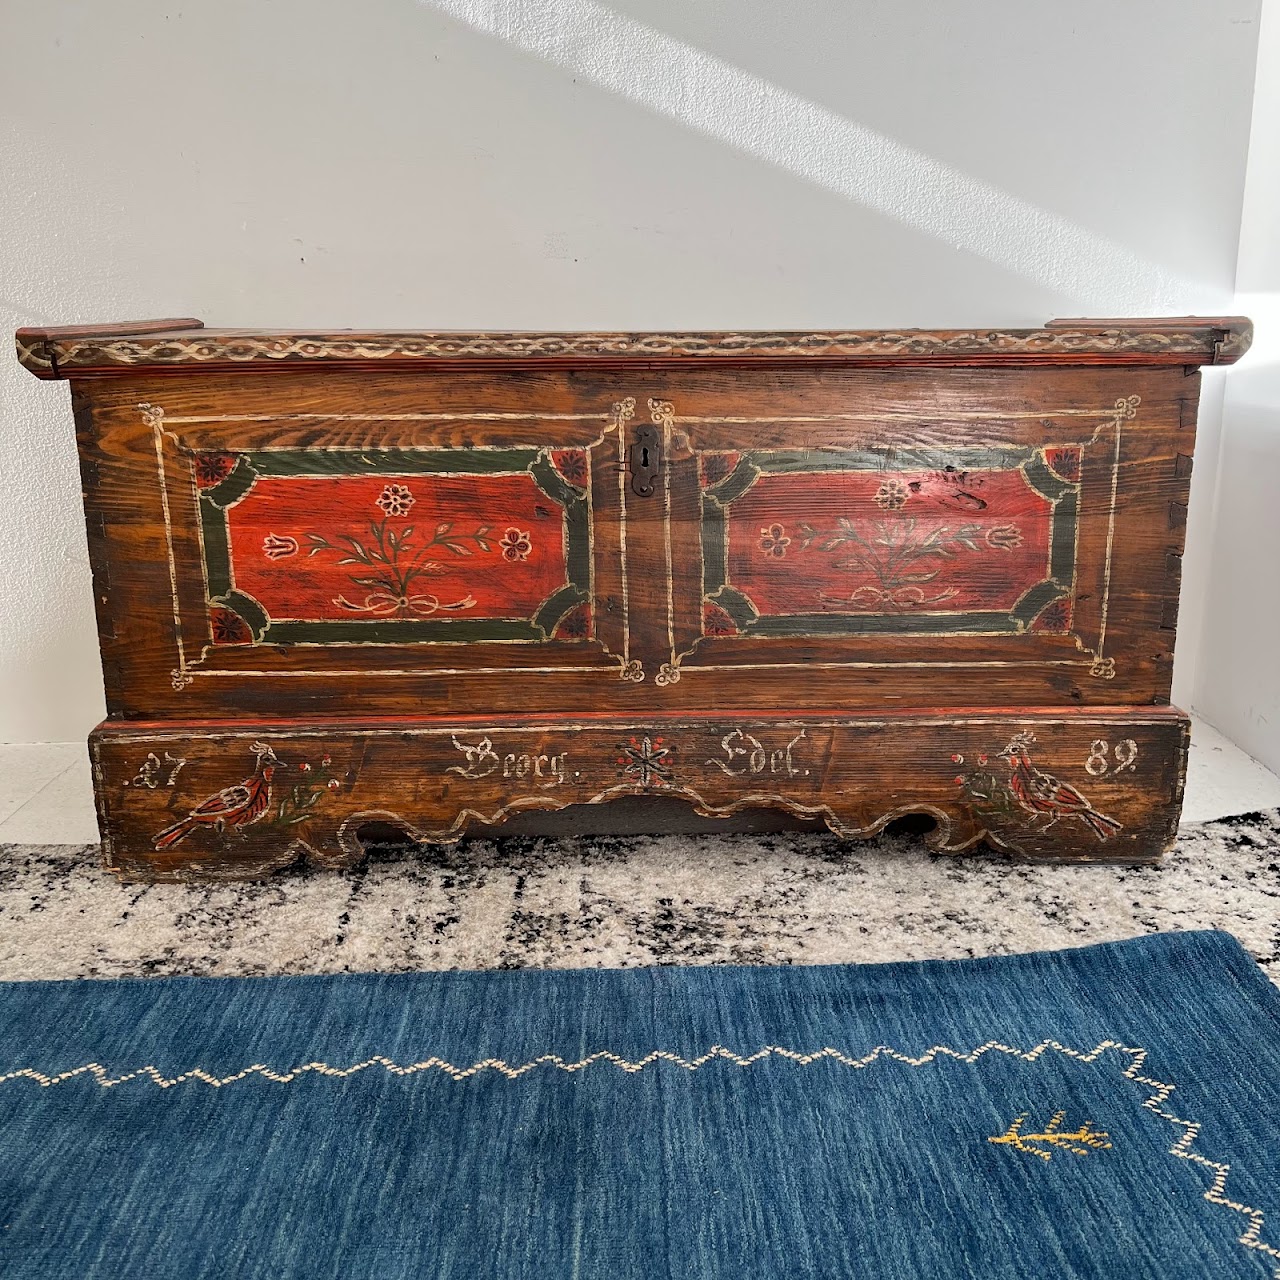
[73,362,1194,720]
[76,372,641,714]
[646,364,1190,695]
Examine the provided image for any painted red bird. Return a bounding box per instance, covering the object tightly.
[153,743,279,849]
[999,732,1122,839]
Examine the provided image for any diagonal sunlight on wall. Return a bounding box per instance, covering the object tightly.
[425,0,1201,311]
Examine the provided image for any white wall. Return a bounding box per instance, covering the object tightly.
[0,0,1262,741]
[1192,0,1280,773]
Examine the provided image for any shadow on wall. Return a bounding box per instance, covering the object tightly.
[420,0,1251,313]
[4,0,1255,331]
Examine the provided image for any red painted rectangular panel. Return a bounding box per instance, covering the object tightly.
[726,469,1052,616]
[223,473,566,626]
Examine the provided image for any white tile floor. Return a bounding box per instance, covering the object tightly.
[1179,716,1280,824]
[0,714,1278,846]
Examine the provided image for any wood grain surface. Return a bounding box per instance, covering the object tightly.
[70,363,1198,716]
[92,710,1187,880]
[15,317,1252,377]
[16,317,1246,876]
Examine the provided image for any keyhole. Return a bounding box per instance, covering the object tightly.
[630,425,660,496]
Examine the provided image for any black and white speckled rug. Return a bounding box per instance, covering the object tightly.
[1,810,1277,984]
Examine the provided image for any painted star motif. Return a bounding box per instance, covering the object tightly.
[617,735,672,788]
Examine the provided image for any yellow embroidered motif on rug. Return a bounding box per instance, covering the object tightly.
[988,1110,1113,1161]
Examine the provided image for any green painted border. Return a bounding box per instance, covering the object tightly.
[739,610,1023,638]
[264,617,546,644]
[752,446,1035,475]
[702,447,1077,639]
[197,448,589,647]
[245,448,542,479]
[1047,486,1077,590]
[200,495,233,599]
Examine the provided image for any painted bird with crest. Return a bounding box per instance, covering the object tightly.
[999,731,1121,839]
[153,742,280,849]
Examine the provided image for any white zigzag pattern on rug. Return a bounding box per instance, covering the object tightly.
[2,1039,1275,1275]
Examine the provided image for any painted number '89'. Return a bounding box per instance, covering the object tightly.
[1085,739,1138,776]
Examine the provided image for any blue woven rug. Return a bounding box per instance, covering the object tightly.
[1,931,1277,1278]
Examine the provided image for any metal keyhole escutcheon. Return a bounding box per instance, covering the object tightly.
[630,423,662,497]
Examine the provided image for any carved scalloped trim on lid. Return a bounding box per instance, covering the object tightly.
[14,319,1253,376]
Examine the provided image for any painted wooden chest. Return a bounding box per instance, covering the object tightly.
[16,317,1251,878]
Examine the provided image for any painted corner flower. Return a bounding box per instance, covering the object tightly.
[209,606,253,645]
[194,453,238,489]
